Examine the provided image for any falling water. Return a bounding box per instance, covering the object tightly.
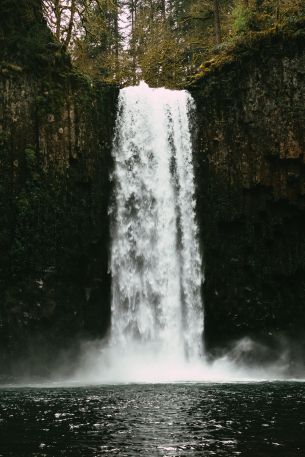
[109,81,204,373]
[73,82,281,383]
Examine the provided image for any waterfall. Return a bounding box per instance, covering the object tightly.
[110,82,204,369]
[72,82,285,383]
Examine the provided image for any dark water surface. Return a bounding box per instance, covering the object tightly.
[0,382,304,456]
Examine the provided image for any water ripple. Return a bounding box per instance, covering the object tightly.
[0,383,305,456]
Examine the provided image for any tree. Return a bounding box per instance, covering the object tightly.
[72,0,122,82]
[0,0,54,63]
[40,0,305,86]
[1,0,44,35]
[213,0,221,45]
[43,0,79,48]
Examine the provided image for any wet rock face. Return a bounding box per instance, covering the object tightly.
[0,0,120,378]
[0,67,118,377]
[192,32,305,354]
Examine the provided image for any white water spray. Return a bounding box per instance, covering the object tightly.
[110,81,204,367]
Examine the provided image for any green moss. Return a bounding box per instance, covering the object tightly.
[24,147,36,166]
[232,3,253,35]
[190,18,305,86]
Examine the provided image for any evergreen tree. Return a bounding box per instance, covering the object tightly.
[0,0,54,63]
[40,0,305,86]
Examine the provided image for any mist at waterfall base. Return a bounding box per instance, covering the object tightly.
[69,82,294,385]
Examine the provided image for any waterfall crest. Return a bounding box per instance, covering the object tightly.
[110,82,204,367]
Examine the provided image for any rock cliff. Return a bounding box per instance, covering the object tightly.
[0,1,118,377]
[1,2,305,375]
[191,22,305,356]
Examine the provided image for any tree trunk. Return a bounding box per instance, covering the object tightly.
[65,0,76,48]
[113,0,120,78]
[131,0,137,84]
[54,0,61,41]
[213,0,221,45]
[276,0,280,22]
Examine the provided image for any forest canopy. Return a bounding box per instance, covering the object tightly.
[39,0,305,87]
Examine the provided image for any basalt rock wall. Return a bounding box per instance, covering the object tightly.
[0,63,118,377]
[191,24,305,355]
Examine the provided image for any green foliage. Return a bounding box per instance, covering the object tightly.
[192,17,305,85]
[31,0,302,86]
[2,0,305,86]
[24,148,36,167]
[232,3,253,35]
[0,0,73,79]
